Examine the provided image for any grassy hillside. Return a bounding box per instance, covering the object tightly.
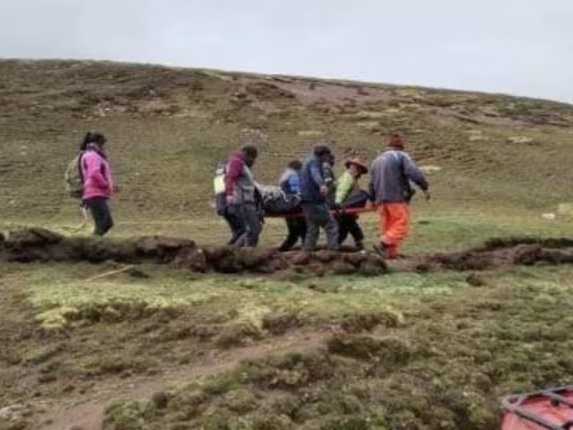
[4,60,573,430]
[2,59,573,236]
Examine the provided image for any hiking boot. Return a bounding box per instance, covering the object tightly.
[355,241,365,252]
[372,242,387,257]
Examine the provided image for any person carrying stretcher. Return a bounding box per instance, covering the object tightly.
[277,159,306,251]
[334,157,369,251]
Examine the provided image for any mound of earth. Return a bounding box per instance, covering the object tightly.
[0,228,388,276]
[409,240,573,272]
[3,228,573,277]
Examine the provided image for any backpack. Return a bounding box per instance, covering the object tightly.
[213,162,227,195]
[64,153,84,199]
[213,162,227,215]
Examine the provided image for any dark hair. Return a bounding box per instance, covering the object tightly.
[287,159,302,170]
[325,152,335,166]
[313,144,332,158]
[80,131,107,151]
[241,144,258,159]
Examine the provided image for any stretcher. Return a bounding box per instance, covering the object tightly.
[264,206,377,218]
[501,386,573,430]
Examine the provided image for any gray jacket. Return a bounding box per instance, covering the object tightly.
[369,149,428,204]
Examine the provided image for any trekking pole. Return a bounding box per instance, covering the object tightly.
[81,205,89,221]
[83,265,135,282]
[67,204,89,232]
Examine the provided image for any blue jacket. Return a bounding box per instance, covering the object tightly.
[300,154,327,204]
[279,168,301,195]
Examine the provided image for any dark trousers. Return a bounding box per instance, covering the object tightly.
[279,216,307,251]
[231,202,262,247]
[301,203,338,251]
[336,214,364,249]
[223,210,246,245]
[84,196,114,236]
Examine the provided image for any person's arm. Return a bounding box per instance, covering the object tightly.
[310,161,324,187]
[106,161,115,193]
[83,153,109,190]
[402,154,430,200]
[368,161,378,201]
[224,158,243,196]
[402,154,429,191]
[335,172,353,205]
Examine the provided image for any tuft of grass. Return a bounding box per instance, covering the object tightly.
[22,265,459,331]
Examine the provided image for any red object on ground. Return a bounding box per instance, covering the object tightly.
[501,386,573,430]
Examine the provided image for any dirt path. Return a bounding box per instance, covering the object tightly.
[35,330,326,430]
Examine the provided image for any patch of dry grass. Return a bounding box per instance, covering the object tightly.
[100,266,573,430]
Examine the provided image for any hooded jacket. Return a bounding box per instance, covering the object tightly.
[225,152,256,204]
[81,145,113,200]
[279,168,302,195]
[369,148,428,204]
[300,154,328,204]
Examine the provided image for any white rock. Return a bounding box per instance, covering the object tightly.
[507,136,534,144]
[541,213,557,221]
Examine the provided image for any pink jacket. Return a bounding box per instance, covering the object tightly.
[81,149,113,199]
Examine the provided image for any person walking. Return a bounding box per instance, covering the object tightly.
[300,145,339,251]
[214,161,246,245]
[277,159,306,251]
[80,132,116,236]
[369,133,430,259]
[224,145,262,247]
[334,157,369,250]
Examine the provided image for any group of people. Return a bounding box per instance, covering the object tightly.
[67,130,430,260]
[216,133,430,259]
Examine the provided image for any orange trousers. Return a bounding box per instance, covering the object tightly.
[376,203,410,258]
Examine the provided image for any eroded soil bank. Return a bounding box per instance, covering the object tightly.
[3,228,573,276]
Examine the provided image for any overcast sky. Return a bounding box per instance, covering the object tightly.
[1,0,572,102]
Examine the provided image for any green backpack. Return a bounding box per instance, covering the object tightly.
[64,153,84,199]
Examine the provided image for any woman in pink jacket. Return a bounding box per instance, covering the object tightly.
[80,132,115,236]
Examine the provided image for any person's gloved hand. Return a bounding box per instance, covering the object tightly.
[331,203,343,216]
[405,188,417,204]
[226,204,236,215]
